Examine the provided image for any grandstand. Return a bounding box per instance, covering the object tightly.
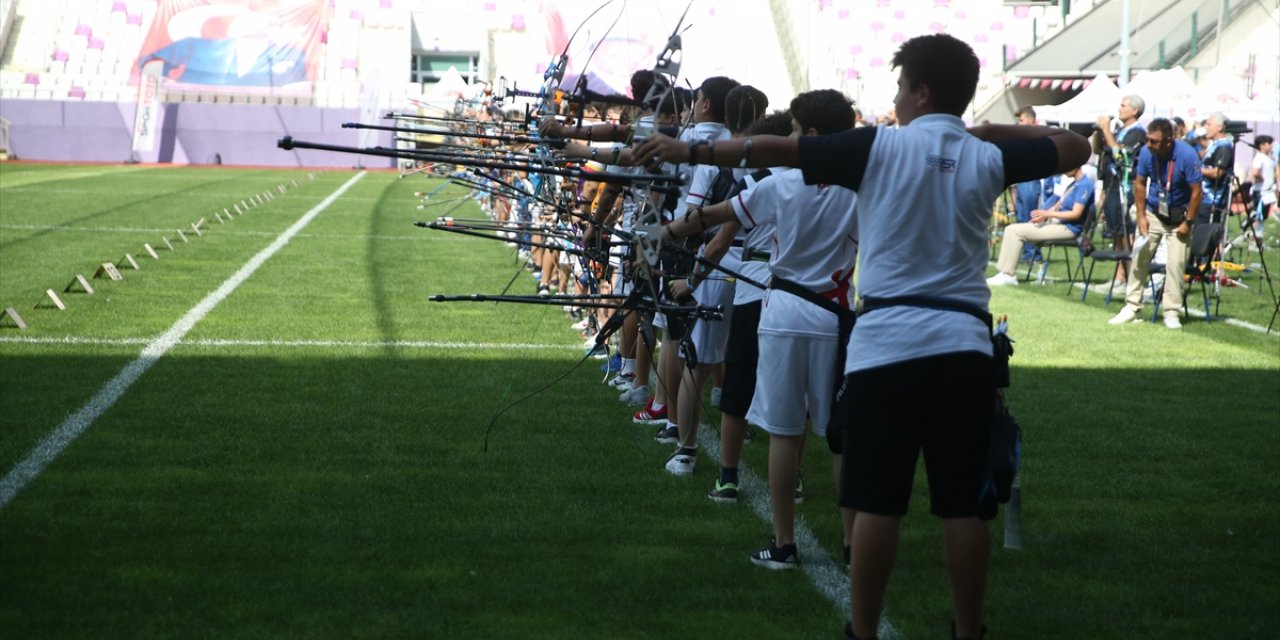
[0,0,1275,167]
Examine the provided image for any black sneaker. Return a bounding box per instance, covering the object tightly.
[750,540,799,570]
[654,425,679,444]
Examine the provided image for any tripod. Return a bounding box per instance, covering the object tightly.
[1217,169,1279,331]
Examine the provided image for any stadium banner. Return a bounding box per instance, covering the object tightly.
[132,59,164,154]
[133,0,330,95]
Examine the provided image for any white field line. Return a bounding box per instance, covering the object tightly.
[989,260,1279,337]
[0,335,579,351]
[0,172,368,510]
[0,223,444,242]
[697,433,904,640]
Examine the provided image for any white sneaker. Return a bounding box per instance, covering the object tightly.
[709,387,722,408]
[986,272,1019,287]
[571,318,590,331]
[1163,313,1182,330]
[1108,306,1140,325]
[619,385,649,405]
[608,373,636,389]
[665,450,696,476]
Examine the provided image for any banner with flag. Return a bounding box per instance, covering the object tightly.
[133,0,330,93]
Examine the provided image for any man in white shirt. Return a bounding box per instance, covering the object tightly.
[634,34,1089,640]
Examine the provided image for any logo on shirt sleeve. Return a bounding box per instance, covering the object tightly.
[926,154,958,173]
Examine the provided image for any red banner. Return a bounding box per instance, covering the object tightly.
[134,0,330,92]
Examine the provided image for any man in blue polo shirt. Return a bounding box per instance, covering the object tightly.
[634,33,1090,640]
[1109,118,1204,329]
[987,163,1094,286]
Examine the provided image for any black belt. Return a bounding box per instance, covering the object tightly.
[729,239,745,248]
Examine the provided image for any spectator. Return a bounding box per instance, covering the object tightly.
[1011,104,1048,264]
[1109,118,1204,329]
[1200,113,1236,220]
[1096,95,1146,286]
[987,163,1095,286]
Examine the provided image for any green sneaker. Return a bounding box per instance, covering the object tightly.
[707,479,739,503]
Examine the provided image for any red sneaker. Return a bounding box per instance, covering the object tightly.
[632,398,668,425]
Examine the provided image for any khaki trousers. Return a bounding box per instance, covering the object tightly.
[1124,213,1188,313]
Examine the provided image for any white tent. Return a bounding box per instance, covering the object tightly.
[423,66,472,102]
[1121,67,1200,120]
[1034,73,1122,124]
[1192,70,1280,123]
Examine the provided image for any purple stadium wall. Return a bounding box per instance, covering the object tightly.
[0,100,395,168]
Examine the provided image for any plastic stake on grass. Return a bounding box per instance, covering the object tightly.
[162,237,174,251]
[117,254,140,270]
[63,275,95,295]
[1,307,28,330]
[93,263,123,280]
[143,244,159,259]
[37,289,67,310]
[176,230,188,243]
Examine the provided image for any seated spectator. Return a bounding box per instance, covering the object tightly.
[987,163,1094,286]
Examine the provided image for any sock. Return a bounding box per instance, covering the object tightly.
[621,358,636,375]
[720,466,739,485]
[651,400,665,412]
[665,419,678,430]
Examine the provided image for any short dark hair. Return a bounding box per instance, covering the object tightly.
[724,85,769,133]
[655,85,690,117]
[750,110,794,137]
[1255,135,1274,147]
[1014,104,1036,120]
[697,76,741,122]
[789,89,855,136]
[630,70,655,102]
[890,34,979,117]
[1147,118,1173,139]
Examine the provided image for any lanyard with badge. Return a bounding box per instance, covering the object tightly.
[1155,156,1175,219]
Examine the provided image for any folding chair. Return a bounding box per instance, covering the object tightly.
[1026,203,1095,289]
[1151,222,1224,321]
[1079,212,1131,303]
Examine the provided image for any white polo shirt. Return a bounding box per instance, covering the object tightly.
[731,167,858,338]
[799,113,1060,372]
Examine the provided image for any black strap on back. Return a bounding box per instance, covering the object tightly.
[859,295,1011,388]
[859,295,991,328]
[769,276,851,320]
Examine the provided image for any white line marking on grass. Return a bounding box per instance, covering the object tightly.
[697,433,904,640]
[0,336,579,351]
[0,172,368,510]
[0,223,444,242]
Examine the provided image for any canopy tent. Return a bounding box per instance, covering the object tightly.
[423,66,473,102]
[1191,70,1280,123]
[1033,73,1122,124]
[1122,67,1201,120]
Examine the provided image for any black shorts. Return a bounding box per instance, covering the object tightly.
[835,352,996,520]
[718,300,761,417]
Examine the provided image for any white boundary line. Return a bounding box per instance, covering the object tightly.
[0,172,368,510]
[697,432,904,640]
[988,260,1278,336]
[0,223,438,242]
[0,335,579,351]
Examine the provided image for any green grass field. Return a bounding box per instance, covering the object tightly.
[1,164,1277,639]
